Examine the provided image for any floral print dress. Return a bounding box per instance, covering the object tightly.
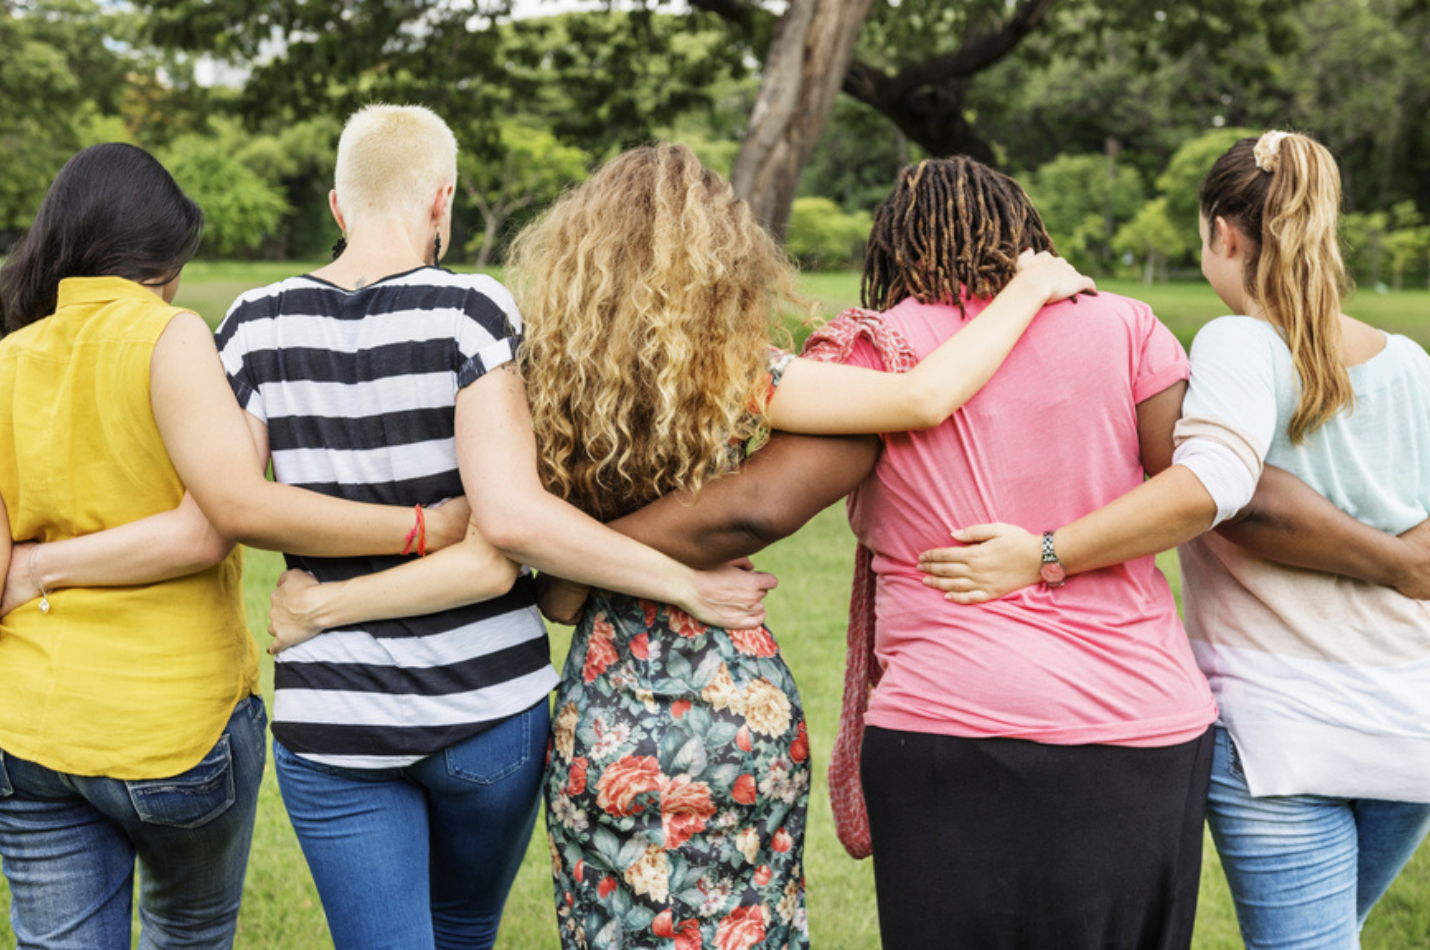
[547,595,811,950]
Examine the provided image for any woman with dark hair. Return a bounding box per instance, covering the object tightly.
[0,142,475,949]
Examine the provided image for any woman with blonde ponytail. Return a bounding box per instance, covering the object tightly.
[1177,131,1430,948]
[919,130,1430,947]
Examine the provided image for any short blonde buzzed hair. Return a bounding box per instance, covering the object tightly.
[333,104,457,224]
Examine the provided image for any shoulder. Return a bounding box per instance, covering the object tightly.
[1379,332,1430,382]
[1189,316,1284,365]
[215,275,322,342]
[1055,290,1165,336]
[398,269,523,336]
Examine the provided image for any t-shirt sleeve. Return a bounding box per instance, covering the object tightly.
[1130,303,1190,404]
[213,299,266,423]
[1178,317,1280,464]
[454,279,524,389]
[843,333,887,372]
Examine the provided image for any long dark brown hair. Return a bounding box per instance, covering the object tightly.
[862,156,1055,315]
[0,143,204,336]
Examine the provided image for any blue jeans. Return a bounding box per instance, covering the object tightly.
[0,695,267,950]
[274,700,549,950]
[1207,726,1430,949]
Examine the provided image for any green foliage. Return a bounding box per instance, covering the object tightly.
[799,97,920,216]
[1340,202,1430,291]
[1025,154,1145,273]
[1113,199,1188,284]
[1156,128,1259,241]
[457,120,591,267]
[1382,202,1430,292]
[1342,210,1392,287]
[161,128,288,259]
[784,197,872,271]
[0,0,136,230]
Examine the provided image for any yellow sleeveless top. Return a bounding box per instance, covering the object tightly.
[0,277,258,779]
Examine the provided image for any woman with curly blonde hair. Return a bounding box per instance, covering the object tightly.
[267,142,1089,948]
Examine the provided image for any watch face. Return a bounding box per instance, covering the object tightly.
[1040,562,1066,586]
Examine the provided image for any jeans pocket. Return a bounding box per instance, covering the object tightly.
[128,735,236,829]
[445,709,535,786]
[0,751,11,798]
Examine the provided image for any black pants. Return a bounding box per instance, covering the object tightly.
[861,726,1214,950]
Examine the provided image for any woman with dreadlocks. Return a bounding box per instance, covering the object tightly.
[788,154,1222,949]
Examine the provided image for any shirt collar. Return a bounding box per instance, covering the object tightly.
[55,276,164,310]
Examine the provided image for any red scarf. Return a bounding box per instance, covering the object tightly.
[801,308,919,859]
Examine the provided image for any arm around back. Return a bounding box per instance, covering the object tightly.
[607,431,880,569]
[149,312,427,556]
[4,494,232,615]
[460,367,775,630]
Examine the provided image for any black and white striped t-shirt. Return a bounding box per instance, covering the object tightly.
[215,267,558,768]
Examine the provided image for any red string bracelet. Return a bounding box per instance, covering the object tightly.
[401,505,427,556]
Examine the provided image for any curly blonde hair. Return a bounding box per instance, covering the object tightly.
[507,144,806,520]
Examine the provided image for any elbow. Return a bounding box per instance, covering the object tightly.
[469,507,537,562]
[202,494,272,549]
[480,555,522,599]
[184,520,237,571]
[909,378,960,430]
[735,500,808,551]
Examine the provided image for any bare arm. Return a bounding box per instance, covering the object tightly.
[1143,374,1430,594]
[265,376,546,652]
[464,368,776,629]
[1219,468,1430,598]
[536,431,878,622]
[266,522,520,653]
[1,494,232,615]
[609,432,880,567]
[916,382,1217,601]
[767,252,1095,434]
[921,377,1430,601]
[149,312,461,557]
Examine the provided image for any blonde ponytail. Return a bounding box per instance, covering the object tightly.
[1200,132,1353,444]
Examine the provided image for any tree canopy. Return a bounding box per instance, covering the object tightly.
[1,0,1426,286]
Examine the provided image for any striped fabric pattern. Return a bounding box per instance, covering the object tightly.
[215,267,558,768]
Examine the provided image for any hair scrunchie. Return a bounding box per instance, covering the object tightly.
[1254,130,1290,173]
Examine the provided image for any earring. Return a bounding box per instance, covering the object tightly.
[432,232,442,266]
[331,235,347,261]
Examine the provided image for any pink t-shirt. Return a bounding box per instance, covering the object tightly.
[845,293,1217,747]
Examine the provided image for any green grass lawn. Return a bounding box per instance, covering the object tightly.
[3,266,1429,948]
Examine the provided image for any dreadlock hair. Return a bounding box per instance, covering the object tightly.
[1199,132,1352,444]
[862,156,1055,316]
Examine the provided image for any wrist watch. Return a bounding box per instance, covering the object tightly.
[1040,531,1066,588]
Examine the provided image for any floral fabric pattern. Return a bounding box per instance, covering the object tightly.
[546,592,811,950]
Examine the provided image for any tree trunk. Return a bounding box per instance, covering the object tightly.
[474,214,502,270]
[729,0,875,239]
